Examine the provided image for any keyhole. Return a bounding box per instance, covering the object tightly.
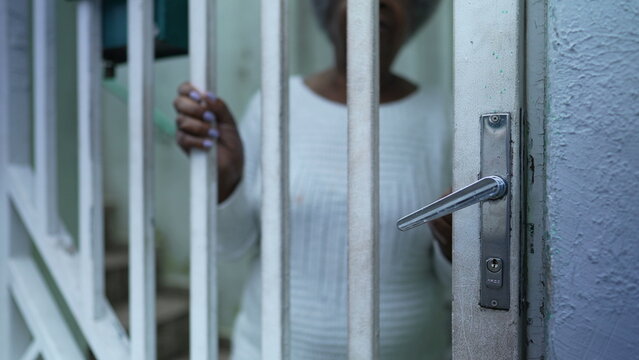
[487,257,502,273]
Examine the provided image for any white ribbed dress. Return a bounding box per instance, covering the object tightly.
[218,76,452,360]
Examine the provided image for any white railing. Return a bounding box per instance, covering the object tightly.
[77,0,105,323]
[346,1,380,358]
[261,0,290,359]
[0,0,383,359]
[1,0,129,359]
[128,0,157,359]
[188,0,219,358]
[33,0,58,238]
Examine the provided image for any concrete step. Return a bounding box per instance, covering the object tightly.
[114,290,190,360]
[173,340,231,360]
[105,247,129,305]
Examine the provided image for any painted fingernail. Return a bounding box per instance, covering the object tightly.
[203,111,216,122]
[203,139,214,148]
[206,91,217,102]
[208,128,220,138]
[189,90,201,101]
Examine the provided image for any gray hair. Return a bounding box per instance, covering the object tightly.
[310,0,440,36]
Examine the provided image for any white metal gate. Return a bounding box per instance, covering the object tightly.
[0,0,527,359]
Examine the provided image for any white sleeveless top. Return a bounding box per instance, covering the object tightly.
[217,76,452,360]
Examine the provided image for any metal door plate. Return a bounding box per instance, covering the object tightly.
[480,113,511,310]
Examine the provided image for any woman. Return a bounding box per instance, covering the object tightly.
[173,0,452,358]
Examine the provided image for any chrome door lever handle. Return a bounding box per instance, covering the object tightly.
[396,175,508,231]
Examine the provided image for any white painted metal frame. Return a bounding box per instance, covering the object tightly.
[128,0,156,359]
[77,0,106,321]
[20,342,41,360]
[0,1,14,358]
[346,1,380,359]
[9,258,84,360]
[6,165,129,359]
[33,0,58,237]
[260,0,290,359]
[452,0,524,358]
[2,0,133,358]
[189,0,219,359]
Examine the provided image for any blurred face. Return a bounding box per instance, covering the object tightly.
[326,0,413,73]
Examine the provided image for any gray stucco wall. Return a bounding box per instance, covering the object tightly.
[545,1,639,358]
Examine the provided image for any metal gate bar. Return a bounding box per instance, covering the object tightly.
[128,0,156,358]
[77,0,105,320]
[33,0,58,237]
[189,0,219,358]
[346,1,380,359]
[0,1,13,358]
[260,0,290,359]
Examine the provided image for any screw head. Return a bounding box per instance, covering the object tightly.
[491,299,498,307]
[488,114,502,127]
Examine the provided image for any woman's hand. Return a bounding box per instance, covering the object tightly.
[173,82,244,203]
[428,188,452,262]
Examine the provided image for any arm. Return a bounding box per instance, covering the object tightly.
[173,83,261,259]
[429,98,453,286]
[429,211,452,262]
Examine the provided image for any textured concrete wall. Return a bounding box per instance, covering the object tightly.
[545,1,639,358]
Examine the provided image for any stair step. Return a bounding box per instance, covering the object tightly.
[114,290,190,360]
[173,341,231,360]
[105,248,129,305]
[105,249,128,269]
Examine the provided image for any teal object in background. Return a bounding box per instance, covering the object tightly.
[102,79,175,135]
[102,0,188,63]
[154,0,189,50]
[102,0,127,50]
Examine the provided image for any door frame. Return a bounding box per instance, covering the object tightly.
[451,0,532,358]
[452,0,548,358]
[523,0,548,358]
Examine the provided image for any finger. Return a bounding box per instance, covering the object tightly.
[176,115,220,139]
[173,95,215,122]
[431,222,451,240]
[177,82,205,103]
[436,217,452,234]
[201,93,237,128]
[432,232,449,249]
[175,130,215,152]
[428,218,452,243]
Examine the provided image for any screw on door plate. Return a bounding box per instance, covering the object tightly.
[487,114,505,128]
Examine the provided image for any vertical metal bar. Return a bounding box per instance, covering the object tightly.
[128,0,156,359]
[188,0,218,359]
[0,0,11,358]
[261,0,290,359]
[346,1,380,359]
[77,0,104,319]
[1,1,34,357]
[33,0,58,235]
